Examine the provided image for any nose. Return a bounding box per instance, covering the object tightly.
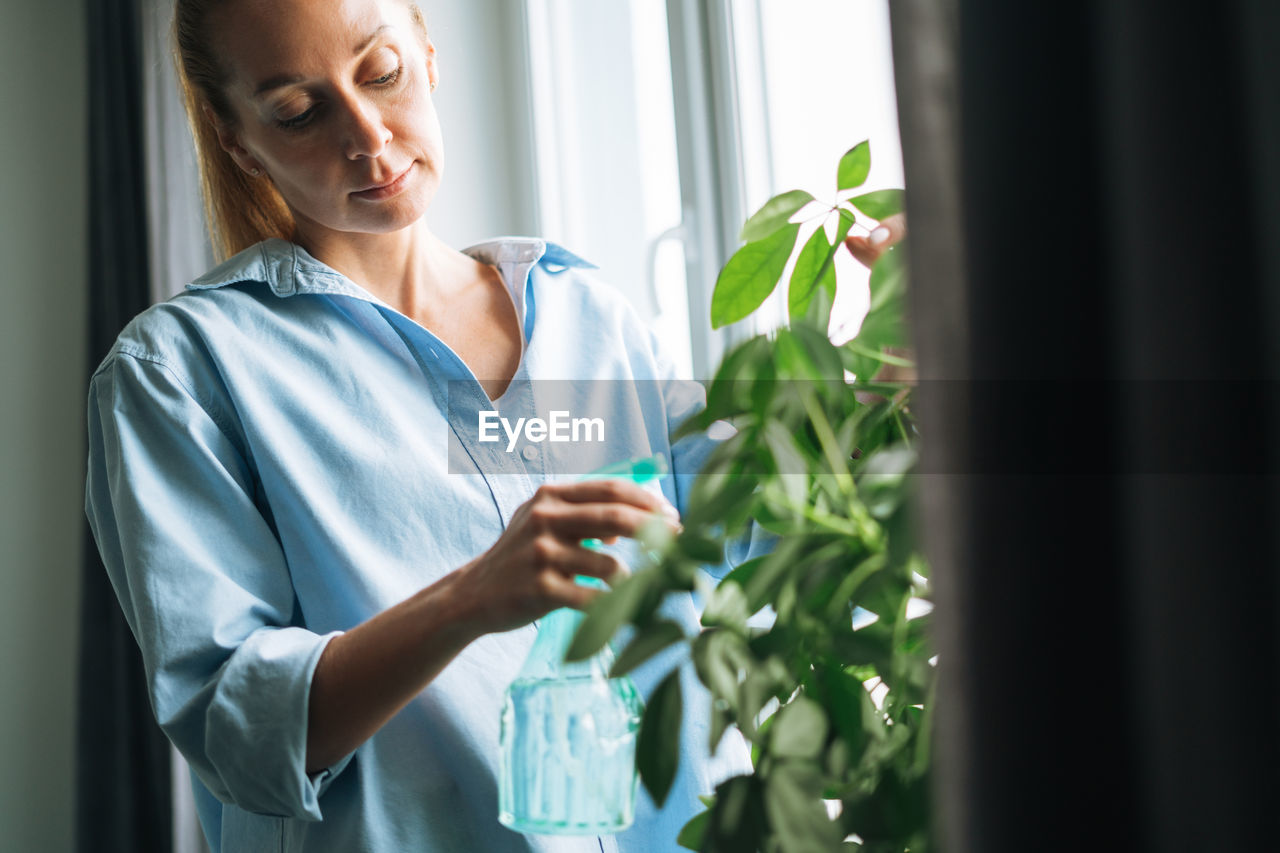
[342,95,391,160]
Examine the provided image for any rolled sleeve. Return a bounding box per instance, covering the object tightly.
[203,625,349,817]
[86,351,347,820]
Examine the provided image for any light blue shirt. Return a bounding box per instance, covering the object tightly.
[85,237,755,852]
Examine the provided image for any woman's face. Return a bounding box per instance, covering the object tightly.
[210,0,441,242]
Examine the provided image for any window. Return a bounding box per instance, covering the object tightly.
[523,0,905,374]
[524,0,695,375]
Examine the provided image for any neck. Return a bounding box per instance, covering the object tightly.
[295,219,479,318]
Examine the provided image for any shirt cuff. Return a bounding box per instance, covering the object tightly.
[201,627,346,820]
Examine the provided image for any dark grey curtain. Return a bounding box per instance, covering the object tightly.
[79,0,172,849]
[891,0,1280,850]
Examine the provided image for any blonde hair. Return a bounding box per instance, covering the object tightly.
[173,0,428,262]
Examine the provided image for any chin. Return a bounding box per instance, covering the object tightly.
[378,175,439,229]
[354,192,435,234]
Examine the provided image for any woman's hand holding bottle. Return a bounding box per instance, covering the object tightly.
[455,480,681,634]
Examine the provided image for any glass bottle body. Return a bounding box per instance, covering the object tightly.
[497,455,667,835]
[498,605,643,835]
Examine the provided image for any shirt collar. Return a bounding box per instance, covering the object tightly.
[186,237,596,298]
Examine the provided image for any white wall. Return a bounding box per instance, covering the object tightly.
[420,1,541,247]
[0,0,87,850]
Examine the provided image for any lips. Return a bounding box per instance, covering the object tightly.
[351,163,414,200]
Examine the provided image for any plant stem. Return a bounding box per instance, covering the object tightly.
[797,504,860,537]
[800,392,855,495]
[845,340,916,368]
[893,411,911,445]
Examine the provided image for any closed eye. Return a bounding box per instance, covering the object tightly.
[277,104,319,131]
[371,65,403,86]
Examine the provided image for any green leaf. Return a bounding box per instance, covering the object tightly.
[715,334,772,385]
[841,346,881,384]
[763,419,809,480]
[790,321,847,382]
[860,447,916,493]
[849,189,905,220]
[825,736,853,780]
[682,467,757,532]
[912,681,936,776]
[821,664,875,746]
[677,530,726,565]
[825,552,887,623]
[802,280,837,332]
[737,656,791,734]
[565,570,653,661]
[676,808,709,851]
[743,535,807,611]
[741,189,815,243]
[838,141,872,191]
[853,242,910,356]
[747,620,799,660]
[809,211,857,330]
[751,497,798,536]
[721,555,767,592]
[637,669,684,807]
[847,325,905,367]
[750,710,775,766]
[709,700,734,753]
[771,695,829,759]
[831,620,895,677]
[867,243,906,316]
[692,630,744,704]
[695,336,771,429]
[711,224,801,329]
[799,389,855,488]
[787,227,832,322]
[788,209,857,326]
[610,619,686,677]
[758,482,804,533]
[852,567,911,623]
[841,765,930,844]
[702,581,752,631]
[764,764,843,853]
[705,776,764,853]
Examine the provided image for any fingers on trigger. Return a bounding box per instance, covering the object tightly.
[541,571,600,610]
[573,546,629,583]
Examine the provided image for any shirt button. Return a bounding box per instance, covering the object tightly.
[522,445,539,461]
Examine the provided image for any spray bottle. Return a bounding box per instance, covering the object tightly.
[497,454,669,835]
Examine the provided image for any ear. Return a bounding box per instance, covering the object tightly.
[424,38,439,91]
[202,103,264,178]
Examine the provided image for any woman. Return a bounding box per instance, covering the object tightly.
[87,0,758,850]
[86,0,903,849]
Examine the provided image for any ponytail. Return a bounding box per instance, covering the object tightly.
[174,0,295,261]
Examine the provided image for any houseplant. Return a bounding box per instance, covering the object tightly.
[569,141,933,852]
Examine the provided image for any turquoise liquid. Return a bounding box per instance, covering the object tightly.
[498,667,643,833]
[497,455,667,835]
[497,585,645,836]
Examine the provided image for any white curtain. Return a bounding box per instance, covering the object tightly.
[144,0,213,305]
[141,2,213,851]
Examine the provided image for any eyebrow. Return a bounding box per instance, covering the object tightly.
[252,25,393,98]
